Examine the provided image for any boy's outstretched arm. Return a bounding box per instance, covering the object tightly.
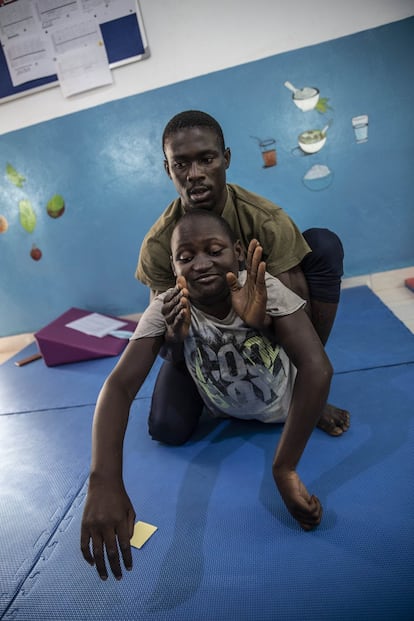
[272,309,333,530]
[81,336,163,580]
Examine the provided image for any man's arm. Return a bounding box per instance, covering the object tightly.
[271,308,333,530]
[276,265,311,313]
[81,336,163,580]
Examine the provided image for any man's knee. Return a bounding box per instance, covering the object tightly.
[303,228,344,276]
[301,228,344,303]
[302,228,344,276]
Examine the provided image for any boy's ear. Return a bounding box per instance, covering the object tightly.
[234,240,245,269]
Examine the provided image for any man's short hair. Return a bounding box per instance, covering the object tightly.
[162,110,225,154]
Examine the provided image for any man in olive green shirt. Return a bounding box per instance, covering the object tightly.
[137,183,310,292]
[135,110,350,443]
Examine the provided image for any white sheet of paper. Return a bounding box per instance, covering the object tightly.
[65,313,127,337]
[56,42,112,96]
[0,0,37,40]
[80,0,136,24]
[50,17,101,55]
[3,33,56,86]
[35,0,82,29]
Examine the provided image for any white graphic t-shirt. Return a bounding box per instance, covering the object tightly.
[131,272,306,423]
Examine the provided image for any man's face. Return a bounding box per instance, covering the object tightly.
[164,127,231,213]
[171,215,241,308]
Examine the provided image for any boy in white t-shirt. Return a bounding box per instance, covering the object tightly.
[81,209,335,581]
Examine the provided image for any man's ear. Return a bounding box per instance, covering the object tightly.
[164,159,172,179]
[224,147,231,170]
[170,255,177,276]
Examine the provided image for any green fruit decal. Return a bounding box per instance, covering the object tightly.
[46,194,65,218]
[6,163,26,188]
[19,199,36,233]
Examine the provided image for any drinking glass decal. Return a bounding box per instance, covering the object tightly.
[251,137,277,167]
[352,115,368,143]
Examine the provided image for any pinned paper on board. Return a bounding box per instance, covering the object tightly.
[130,521,158,549]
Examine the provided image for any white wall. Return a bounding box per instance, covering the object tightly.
[1,0,413,135]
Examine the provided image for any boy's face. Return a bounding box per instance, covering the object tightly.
[164,127,231,214]
[171,216,242,307]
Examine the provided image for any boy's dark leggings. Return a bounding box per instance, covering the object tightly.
[148,227,344,445]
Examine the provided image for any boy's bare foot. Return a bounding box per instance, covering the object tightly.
[317,404,350,436]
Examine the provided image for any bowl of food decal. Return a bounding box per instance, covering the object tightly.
[298,124,330,154]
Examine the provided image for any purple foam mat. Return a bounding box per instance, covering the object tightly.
[3,365,413,621]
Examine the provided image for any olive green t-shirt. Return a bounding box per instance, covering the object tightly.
[135,183,311,292]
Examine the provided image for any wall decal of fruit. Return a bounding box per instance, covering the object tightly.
[19,199,36,232]
[6,163,26,188]
[46,194,65,218]
[0,215,8,233]
[30,244,42,261]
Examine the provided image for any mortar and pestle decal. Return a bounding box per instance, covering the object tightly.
[284,81,320,111]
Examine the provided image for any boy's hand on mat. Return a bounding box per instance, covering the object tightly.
[274,469,322,531]
[227,239,270,331]
[81,481,136,580]
[162,276,191,342]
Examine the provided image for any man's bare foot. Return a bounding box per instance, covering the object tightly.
[317,403,350,436]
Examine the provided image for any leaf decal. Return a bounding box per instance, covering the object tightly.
[19,199,36,233]
[6,163,26,188]
[315,97,333,114]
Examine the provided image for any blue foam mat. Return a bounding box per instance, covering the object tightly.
[3,364,414,621]
[0,344,162,415]
[326,286,414,372]
[0,406,94,617]
[1,287,413,417]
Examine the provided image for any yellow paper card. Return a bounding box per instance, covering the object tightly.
[130,521,158,549]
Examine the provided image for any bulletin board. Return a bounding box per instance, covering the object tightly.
[0,0,149,103]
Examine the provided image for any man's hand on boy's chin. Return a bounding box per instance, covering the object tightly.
[162,276,191,343]
[273,468,322,531]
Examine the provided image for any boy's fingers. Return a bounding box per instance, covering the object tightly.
[80,531,95,566]
[226,272,240,291]
[117,521,133,572]
[91,534,109,580]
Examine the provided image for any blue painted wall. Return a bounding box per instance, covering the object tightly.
[1,18,413,336]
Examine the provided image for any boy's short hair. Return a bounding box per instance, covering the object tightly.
[174,209,237,244]
[162,110,226,154]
